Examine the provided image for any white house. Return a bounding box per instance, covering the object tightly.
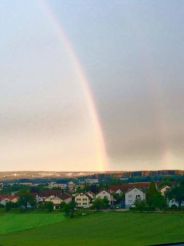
[96,190,113,204]
[44,195,65,210]
[125,188,145,208]
[168,199,184,208]
[0,195,19,206]
[36,192,72,209]
[75,193,92,208]
[45,196,62,208]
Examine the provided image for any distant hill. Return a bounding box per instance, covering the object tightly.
[0,170,183,181]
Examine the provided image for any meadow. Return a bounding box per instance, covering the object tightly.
[0,212,184,246]
[0,212,65,235]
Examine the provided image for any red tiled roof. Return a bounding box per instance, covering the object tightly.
[35,191,72,200]
[0,195,18,201]
[75,193,93,201]
[109,182,153,193]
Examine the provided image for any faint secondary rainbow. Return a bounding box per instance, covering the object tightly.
[38,0,109,171]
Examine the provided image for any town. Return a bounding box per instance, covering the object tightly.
[0,171,184,214]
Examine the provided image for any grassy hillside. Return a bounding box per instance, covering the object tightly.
[0,213,65,234]
[0,212,184,246]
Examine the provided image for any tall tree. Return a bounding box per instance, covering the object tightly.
[167,182,184,208]
[146,182,167,210]
[18,190,36,209]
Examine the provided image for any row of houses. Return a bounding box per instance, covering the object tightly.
[75,190,114,208]
[0,192,73,210]
[35,191,72,209]
[74,184,175,208]
[0,183,180,209]
[74,189,145,208]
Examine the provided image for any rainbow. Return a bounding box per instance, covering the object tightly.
[38,0,109,171]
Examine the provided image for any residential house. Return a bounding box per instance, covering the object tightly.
[0,195,19,206]
[96,190,113,204]
[60,193,72,204]
[125,188,145,208]
[75,193,93,208]
[35,191,72,209]
[45,195,62,209]
[109,182,151,194]
[35,190,62,203]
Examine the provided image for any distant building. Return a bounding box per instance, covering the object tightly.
[19,182,34,186]
[125,188,145,208]
[85,178,99,185]
[76,183,85,190]
[48,182,67,190]
[68,181,76,192]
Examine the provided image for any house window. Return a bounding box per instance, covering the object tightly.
[136,195,141,200]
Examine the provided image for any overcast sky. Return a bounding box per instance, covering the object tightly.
[0,0,184,171]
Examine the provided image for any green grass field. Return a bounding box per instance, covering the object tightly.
[0,212,184,246]
[0,213,65,235]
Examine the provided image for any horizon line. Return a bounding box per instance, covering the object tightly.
[0,169,183,173]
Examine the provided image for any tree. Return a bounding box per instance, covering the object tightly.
[60,202,65,211]
[88,185,99,194]
[63,201,76,218]
[5,202,13,212]
[45,202,54,212]
[146,182,167,210]
[93,197,109,210]
[113,193,125,205]
[18,190,36,210]
[167,182,184,208]
[134,200,147,211]
[103,197,110,208]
